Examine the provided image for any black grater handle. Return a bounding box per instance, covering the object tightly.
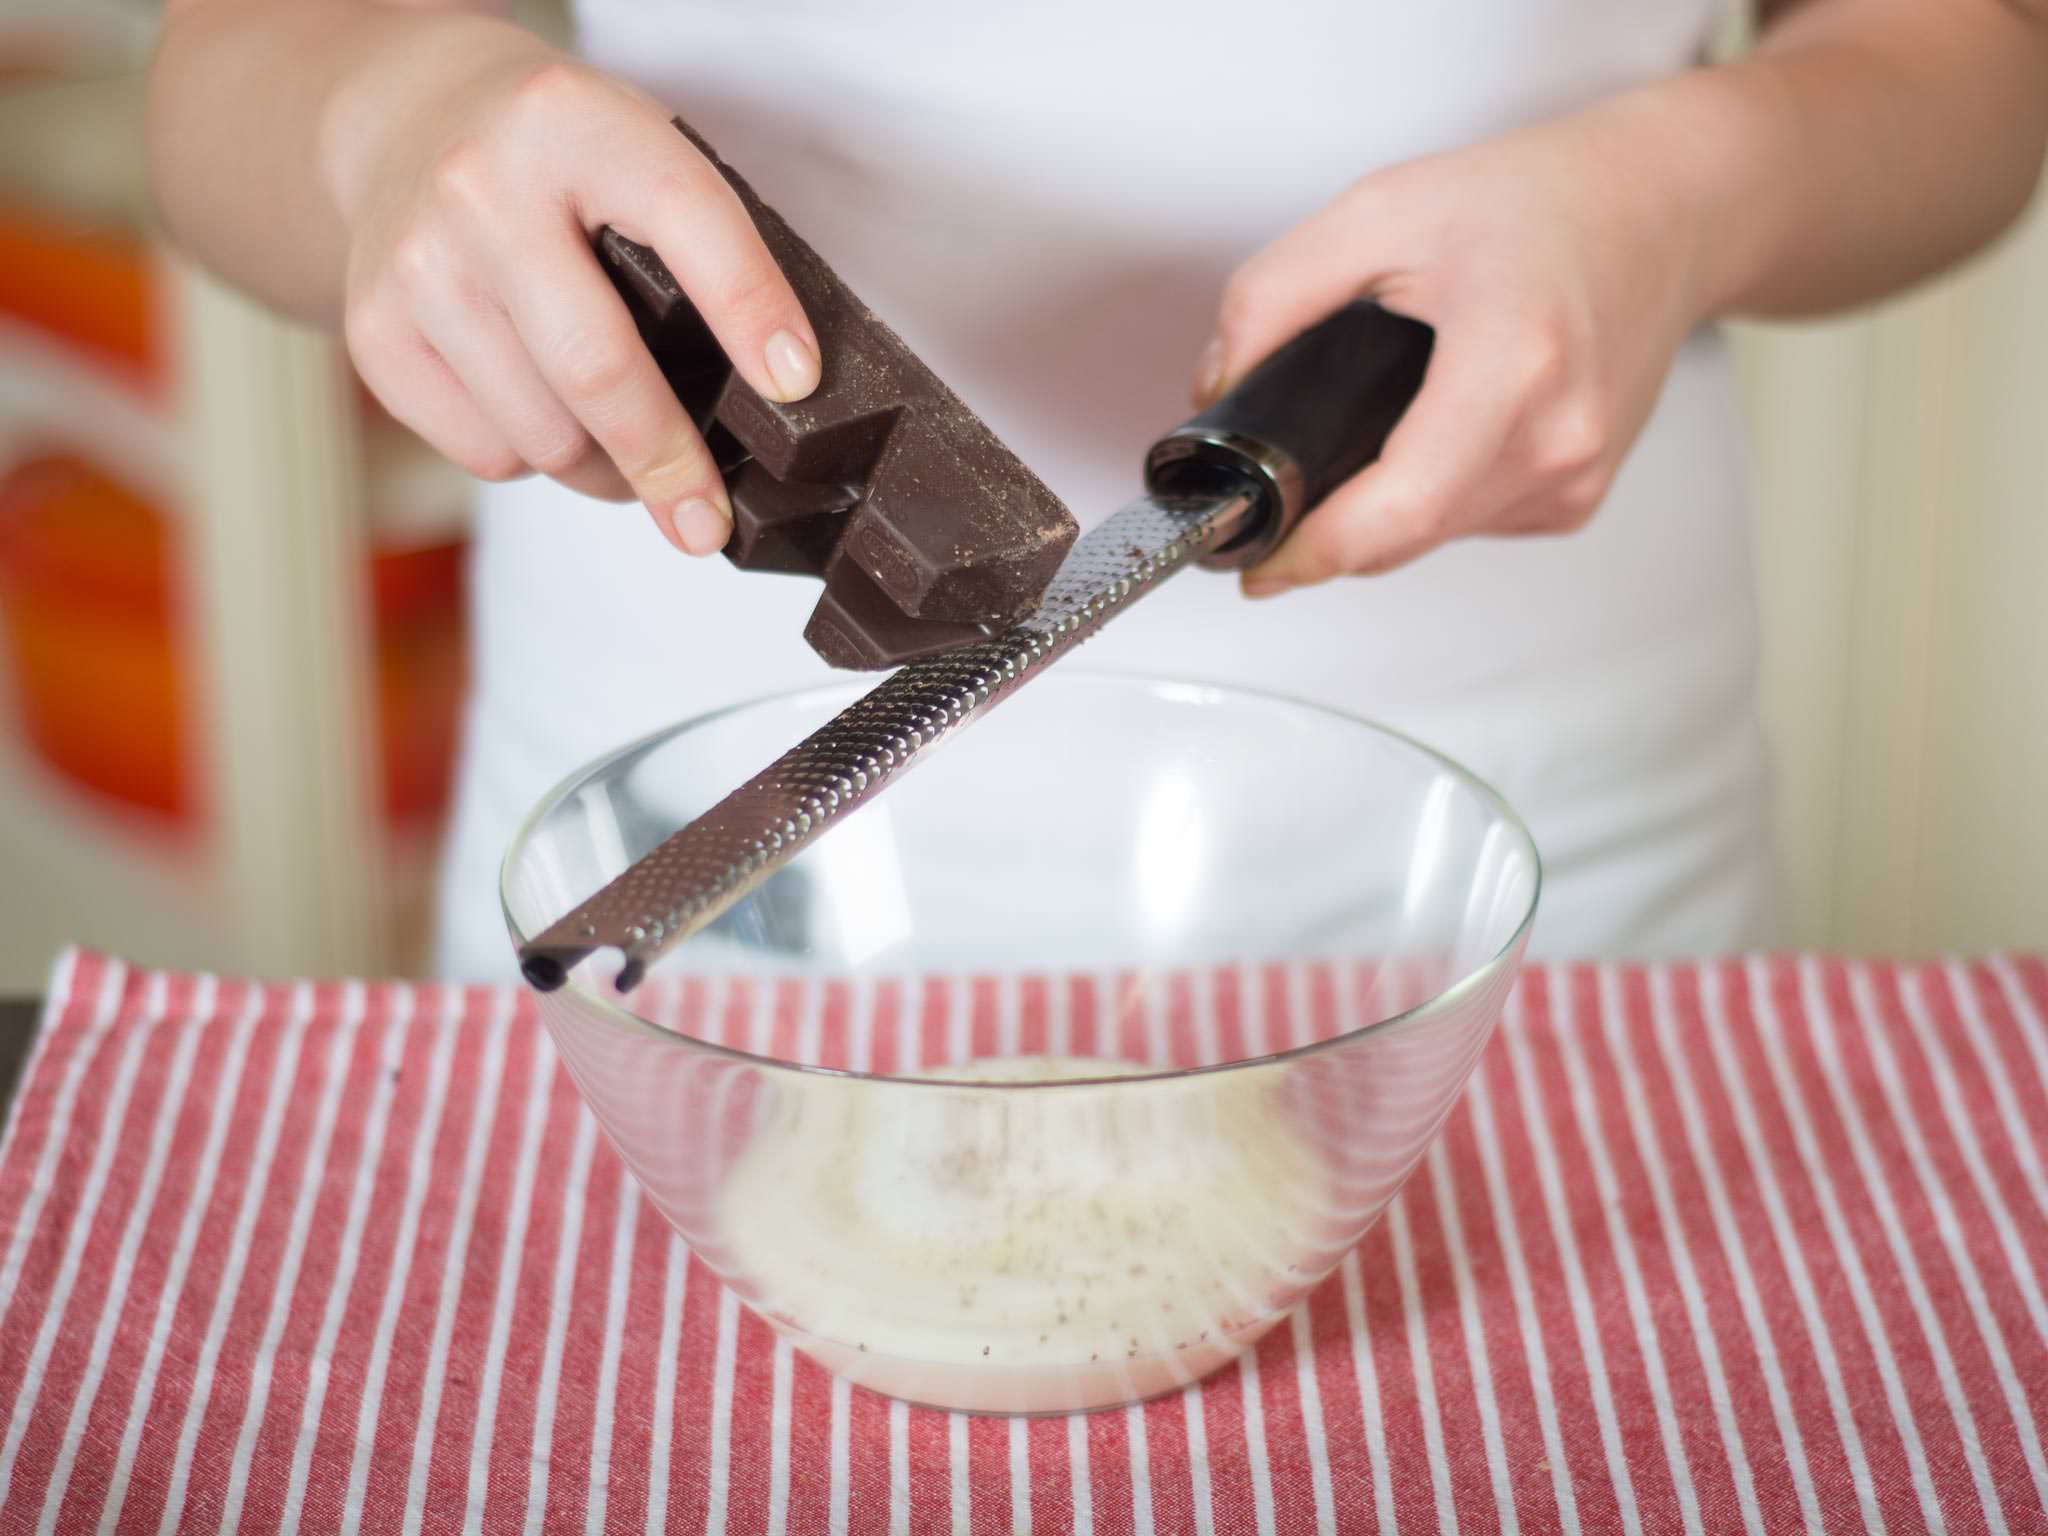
[1144,300,1435,570]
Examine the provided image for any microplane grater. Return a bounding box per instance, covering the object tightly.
[518,486,1253,990]
[519,300,1435,993]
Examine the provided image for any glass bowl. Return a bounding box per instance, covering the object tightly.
[502,673,1539,1415]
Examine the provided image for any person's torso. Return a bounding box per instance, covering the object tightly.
[443,0,1770,972]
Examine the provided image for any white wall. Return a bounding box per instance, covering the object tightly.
[1737,185,2048,955]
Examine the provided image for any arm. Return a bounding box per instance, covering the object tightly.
[1210,0,2048,594]
[1679,0,2048,314]
[146,0,823,553]
[148,0,513,324]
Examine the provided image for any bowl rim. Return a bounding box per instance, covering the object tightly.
[499,669,1542,1089]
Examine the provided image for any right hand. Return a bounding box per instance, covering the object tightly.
[330,21,819,555]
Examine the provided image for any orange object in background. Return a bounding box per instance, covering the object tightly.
[0,204,156,384]
[370,536,469,824]
[0,452,468,827]
[0,455,181,814]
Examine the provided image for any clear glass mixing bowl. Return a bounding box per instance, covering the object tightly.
[502,673,1539,1415]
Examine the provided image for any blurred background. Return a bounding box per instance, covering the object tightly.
[0,2,2041,989]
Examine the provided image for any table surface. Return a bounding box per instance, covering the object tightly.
[2,956,2044,1531]
[0,997,39,1118]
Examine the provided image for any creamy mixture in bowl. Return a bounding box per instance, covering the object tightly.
[717,1054,1334,1413]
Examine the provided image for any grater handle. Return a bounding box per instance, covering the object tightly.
[1144,300,1435,571]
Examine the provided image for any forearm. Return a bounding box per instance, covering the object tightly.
[1622,0,2048,321]
[146,0,540,325]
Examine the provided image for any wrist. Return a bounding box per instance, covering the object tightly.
[318,11,551,231]
[1588,67,1795,326]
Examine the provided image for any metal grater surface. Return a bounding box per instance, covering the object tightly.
[519,485,1259,991]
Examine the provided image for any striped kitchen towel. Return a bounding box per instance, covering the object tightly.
[0,949,2044,1533]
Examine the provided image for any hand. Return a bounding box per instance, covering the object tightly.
[1197,98,1709,596]
[329,19,820,555]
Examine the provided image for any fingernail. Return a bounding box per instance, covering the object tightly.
[1241,576,1291,600]
[763,329,822,400]
[1194,338,1227,407]
[671,496,731,556]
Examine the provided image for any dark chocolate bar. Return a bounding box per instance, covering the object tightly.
[600,121,1078,668]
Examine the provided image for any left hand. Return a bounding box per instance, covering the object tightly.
[1200,98,1710,597]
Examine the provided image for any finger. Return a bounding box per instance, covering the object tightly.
[345,303,525,484]
[562,456,634,503]
[1200,197,1393,404]
[1486,467,1606,537]
[590,116,821,404]
[1240,326,1527,594]
[492,226,734,554]
[415,290,634,503]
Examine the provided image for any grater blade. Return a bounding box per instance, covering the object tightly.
[518,484,1258,992]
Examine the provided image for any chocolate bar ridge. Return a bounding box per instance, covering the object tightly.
[600,120,1079,668]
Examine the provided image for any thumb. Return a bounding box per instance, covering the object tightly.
[1240,321,1521,591]
[1197,206,1391,406]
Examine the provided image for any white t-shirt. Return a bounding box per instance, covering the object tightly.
[434,0,1776,977]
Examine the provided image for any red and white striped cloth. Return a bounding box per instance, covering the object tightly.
[1,949,2045,1534]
